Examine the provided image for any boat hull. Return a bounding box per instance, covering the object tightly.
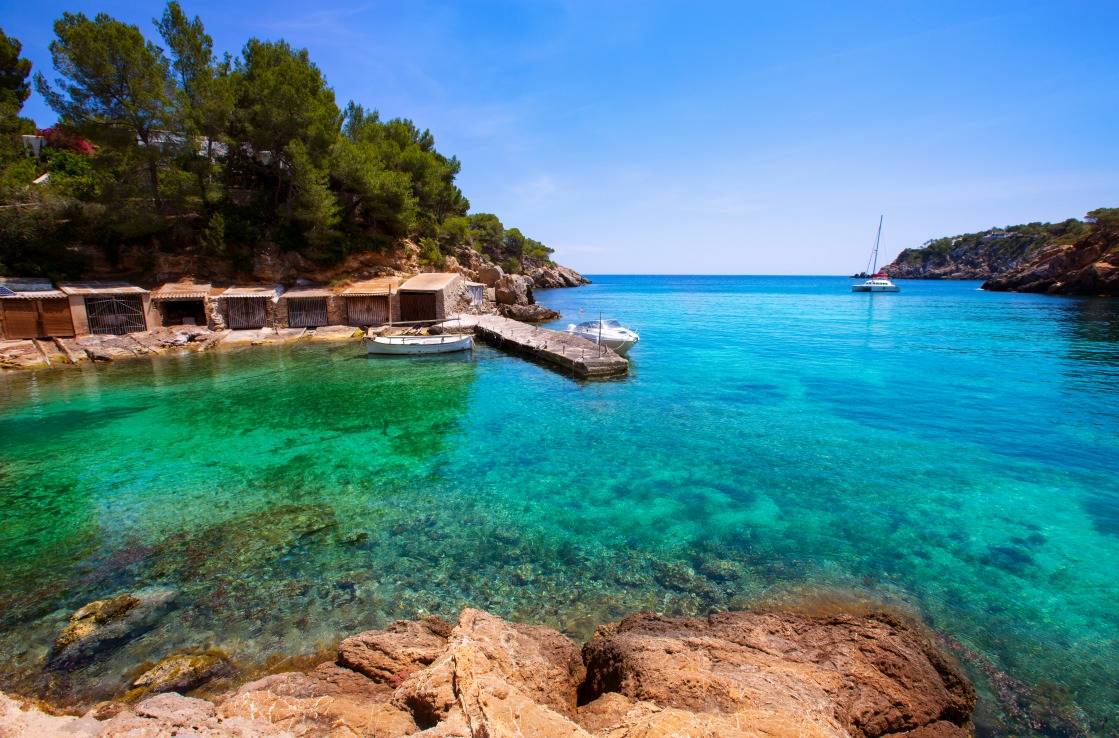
[851,284,900,293]
[366,334,474,355]
[567,332,637,356]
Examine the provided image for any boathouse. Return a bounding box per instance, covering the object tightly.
[151,281,211,327]
[340,277,400,326]
[58,281,152,336]
[398,273,461,323]
[0,278,75,339]
[280,285,335,328]
[217,285,281,330]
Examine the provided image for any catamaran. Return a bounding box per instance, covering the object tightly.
[852,215,900,293]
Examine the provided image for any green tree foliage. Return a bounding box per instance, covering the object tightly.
[894,219,1091,269]
[0,27,34,141]
[156,1,234,203]
[35,12,172,206]
[1,4,553,279]
[232,39,339,189]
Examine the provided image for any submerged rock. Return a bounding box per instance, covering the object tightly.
[131,650,231,695]
[49,588,177,670]
[150,505,337,584]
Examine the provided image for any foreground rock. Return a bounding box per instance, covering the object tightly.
[0,339,51,370]
[8,603,975,737]
[580,609,975,738]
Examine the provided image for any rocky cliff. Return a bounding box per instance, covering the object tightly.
[66,237,588,294]
[983,210,1119,295]
[881,218,1089,280]
[0,604,975,737]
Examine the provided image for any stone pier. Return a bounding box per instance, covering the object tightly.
[450,314,629,379]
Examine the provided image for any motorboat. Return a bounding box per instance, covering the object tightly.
[852,215,900,293]
[366,333,474,355]
[565,319,640,356]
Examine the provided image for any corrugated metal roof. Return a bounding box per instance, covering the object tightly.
[219,285,281,298]
[341,277,401,296]
[0,277,65,298]
[152,282,211,299]
[283,286,333,299]
[400,273,460,292]
[0,277,55,292]
[57,281,148,296]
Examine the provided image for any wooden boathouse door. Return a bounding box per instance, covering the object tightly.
[399,292,436,323]
[227,297,268,329]
[287,298,328,328]
[345,295,390,326]
[1,299,75,339]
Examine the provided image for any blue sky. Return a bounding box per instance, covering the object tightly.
[7,1,1118,274]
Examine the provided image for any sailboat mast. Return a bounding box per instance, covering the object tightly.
[871,215,883,274]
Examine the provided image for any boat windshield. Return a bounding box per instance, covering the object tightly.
[575,319,623,330]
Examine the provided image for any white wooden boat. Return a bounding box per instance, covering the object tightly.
[366,334,474,355]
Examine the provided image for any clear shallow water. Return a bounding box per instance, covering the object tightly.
[1,276,1117,734]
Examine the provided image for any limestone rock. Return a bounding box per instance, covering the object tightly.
[984,236,1119,295]
[581,693,827,738]
[0,691,101,737]
[7,603,976,738]
[391,608,585,725]
[580,609,976,738]
[0,340,51,370]
[131,650,231,695]
[494,274,534,306]
[498,303,561,322]
[220,665,414,737]
[337,616,453,684]
[50,588,177,669]
[527,264,590,289]
[95,691,290,736]
[476,263,504,287]
[134,692,217,724]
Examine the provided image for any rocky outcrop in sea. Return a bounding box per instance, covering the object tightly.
[882,210,1118,295]
[982,213,1118,295]
[0,604,975,737]
[882,230,1055,280]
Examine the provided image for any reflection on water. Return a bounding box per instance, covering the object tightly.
[0,278,1117,735]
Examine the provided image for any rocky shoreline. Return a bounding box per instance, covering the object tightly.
[882,209,1117,295]
[1,603,975,737]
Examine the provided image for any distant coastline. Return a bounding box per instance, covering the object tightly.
[881,208,1117,295]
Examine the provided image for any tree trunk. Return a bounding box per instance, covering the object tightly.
[137,128,163,211]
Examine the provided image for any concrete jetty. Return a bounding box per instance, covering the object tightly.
[449,314,628,379]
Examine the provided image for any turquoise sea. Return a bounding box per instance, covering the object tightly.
[1,276,1117,734]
